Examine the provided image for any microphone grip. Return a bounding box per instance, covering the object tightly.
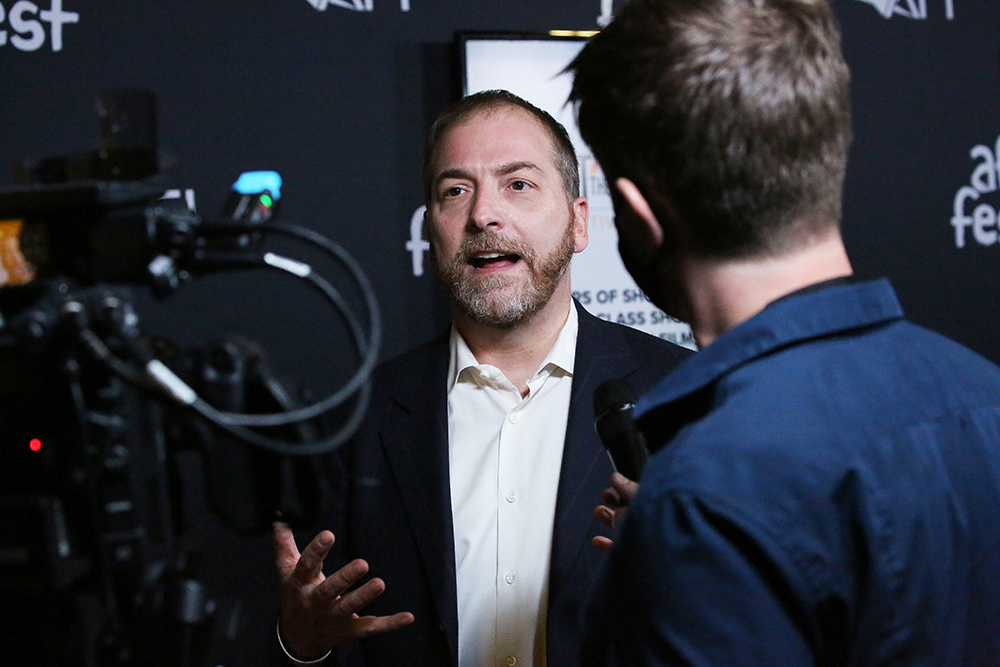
[596,408,648,481]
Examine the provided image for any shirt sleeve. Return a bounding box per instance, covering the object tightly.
[582,489,825,667]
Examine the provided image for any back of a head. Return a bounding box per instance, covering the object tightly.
[568,0,852,259]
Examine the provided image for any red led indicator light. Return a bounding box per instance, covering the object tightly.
[29,438,42,452]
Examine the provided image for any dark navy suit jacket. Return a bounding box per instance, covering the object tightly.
[326,302,690,666]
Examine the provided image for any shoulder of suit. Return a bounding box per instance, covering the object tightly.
[371,328,451,385]
[577,302,692,362]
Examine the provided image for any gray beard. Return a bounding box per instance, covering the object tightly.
[434,223,575,329]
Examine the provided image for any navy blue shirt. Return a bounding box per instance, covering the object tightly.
[584,279,1000,666]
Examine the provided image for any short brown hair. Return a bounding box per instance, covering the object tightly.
[423,89,580,203]
[568,0,852,258]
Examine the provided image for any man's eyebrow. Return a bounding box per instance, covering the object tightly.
[497,161,543,176]
[434,168,472,187]
[433,162,544,188]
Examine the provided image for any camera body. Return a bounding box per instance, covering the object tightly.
[0,91,337,666]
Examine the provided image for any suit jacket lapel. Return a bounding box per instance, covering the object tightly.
[377,335,460,664]
[550,304,642,601]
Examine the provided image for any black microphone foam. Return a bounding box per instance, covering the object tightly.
[594,379,648,481]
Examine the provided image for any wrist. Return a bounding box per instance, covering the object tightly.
[276,618,332,665]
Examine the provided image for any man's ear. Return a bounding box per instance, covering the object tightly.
[571,196,590,253]
[615,177,665,248]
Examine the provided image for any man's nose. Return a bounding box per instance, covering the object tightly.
[468,188,504,231]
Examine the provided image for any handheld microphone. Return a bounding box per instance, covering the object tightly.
[593,379,648,481]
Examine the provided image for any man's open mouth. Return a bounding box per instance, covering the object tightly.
[469,252,521,269]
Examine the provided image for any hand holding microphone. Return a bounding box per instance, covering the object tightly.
[592,379,647,551]
[594,379,648,481]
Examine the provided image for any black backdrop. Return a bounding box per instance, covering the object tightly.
[2,0,999,664]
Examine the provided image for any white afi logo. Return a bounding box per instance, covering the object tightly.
[950,136,1000,248]
[304,0,411,11]
[306,0,616,23]
[0,0,77,51]
[856,0,954,20]
[598,0,614,26]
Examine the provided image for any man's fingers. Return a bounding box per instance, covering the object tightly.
[610,471,631,486]
[291,530,336,586]
[594,471,641,551]
[594,504,616,529]
[351,612,415,639]
[273,521,302,577]
[326,576,389,618]
[307,609,414,651]
[313,558,370,604]
[592,535,614,552]
[610,472,640,504]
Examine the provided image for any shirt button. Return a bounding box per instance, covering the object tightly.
[505,571,516,585]
[509,413,520,424]
[505,491,517,503]
[506,657,517,667]
[479,371,490,381]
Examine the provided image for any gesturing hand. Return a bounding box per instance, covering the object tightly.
[273,522,414,662]
[591,472,640,552]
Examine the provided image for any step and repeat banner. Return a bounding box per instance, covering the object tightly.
[0,0,997,371]
[1,0,997,663]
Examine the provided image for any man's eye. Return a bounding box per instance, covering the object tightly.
[510,180,530,191]
[442,186,464,198]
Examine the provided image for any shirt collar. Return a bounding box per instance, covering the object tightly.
[447,301,579,394]
[634,278,904,418]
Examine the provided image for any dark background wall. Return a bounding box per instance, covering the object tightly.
[1,0,998,664]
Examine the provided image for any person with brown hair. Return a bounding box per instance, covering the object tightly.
[567,0,1000,664]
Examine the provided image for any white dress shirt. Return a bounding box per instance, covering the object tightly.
[447,305,578,667]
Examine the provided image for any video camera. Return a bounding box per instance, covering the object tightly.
[0,90,380,666]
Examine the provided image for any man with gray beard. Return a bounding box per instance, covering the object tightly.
[271,90,690,667]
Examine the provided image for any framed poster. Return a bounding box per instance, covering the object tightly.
[460,33,695,348]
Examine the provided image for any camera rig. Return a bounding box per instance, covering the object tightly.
[0,91,381,666]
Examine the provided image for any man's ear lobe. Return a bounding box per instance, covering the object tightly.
[615,177,664,247]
